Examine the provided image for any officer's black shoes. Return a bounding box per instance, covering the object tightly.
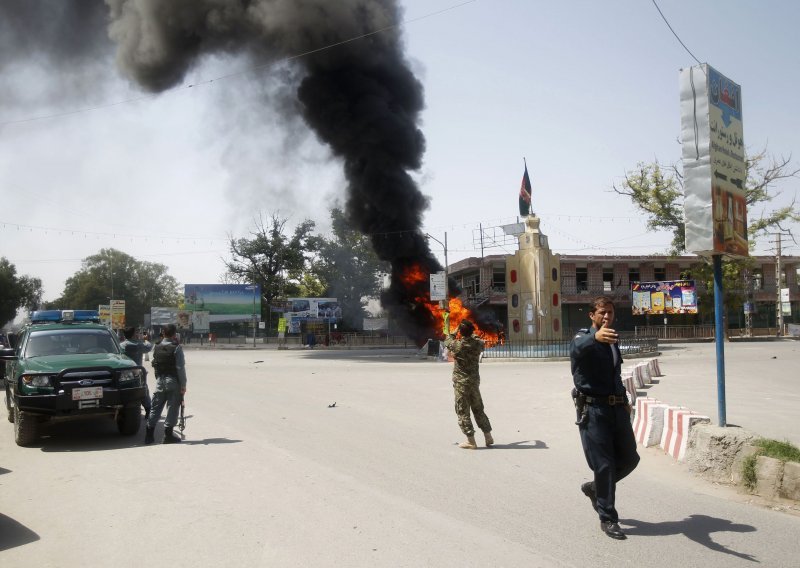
[600,521,626,540]
[144,427,155,445]
[581,481,597,511]
[163,427,181,444]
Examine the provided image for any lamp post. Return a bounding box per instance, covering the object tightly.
[246,284,257,348]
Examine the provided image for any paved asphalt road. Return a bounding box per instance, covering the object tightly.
[1,341,798,567]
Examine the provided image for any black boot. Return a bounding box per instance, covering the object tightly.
[144,427,155,445]
[163,427,181,444]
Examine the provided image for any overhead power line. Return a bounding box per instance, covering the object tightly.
[651,0,702,65]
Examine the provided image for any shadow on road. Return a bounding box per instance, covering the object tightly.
[181,438,242,445]
[621,514,757,561]
[33,417,144,452]
[482,440,548,450]
[0,513,40,552]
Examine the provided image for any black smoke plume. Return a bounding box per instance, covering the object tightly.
[1,0,444,343]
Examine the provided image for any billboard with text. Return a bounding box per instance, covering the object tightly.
[632,280,697,315]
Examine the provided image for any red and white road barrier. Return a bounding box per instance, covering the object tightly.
[622,375,637,406]
[635,362,653,385]
[633,397,665,446]
[647,358,662,377]
[660,407,710,461]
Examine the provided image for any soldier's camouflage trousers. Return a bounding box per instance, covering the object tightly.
[454,379,492,437]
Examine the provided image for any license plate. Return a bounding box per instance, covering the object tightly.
[72,386,103,401]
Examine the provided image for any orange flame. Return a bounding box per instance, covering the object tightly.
[399,264,501,347]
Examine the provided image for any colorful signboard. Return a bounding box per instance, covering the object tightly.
[184,284,261,323]
[631,280,697,315]
[110,300,126,330]
[681,64,748,257]
[286,297,341,320]
[98,304,111,327]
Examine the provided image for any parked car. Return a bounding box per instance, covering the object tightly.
[1,309,147,446]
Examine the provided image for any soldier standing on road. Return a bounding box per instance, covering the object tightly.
[570,296,639,540]
[120,327,153,419]
[145,324,187,444]
[443,313,493,450]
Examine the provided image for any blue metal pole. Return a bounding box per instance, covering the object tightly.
[713,254,727,427]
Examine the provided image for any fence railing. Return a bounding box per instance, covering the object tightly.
[634,325,715,340]
[481,335,659,359]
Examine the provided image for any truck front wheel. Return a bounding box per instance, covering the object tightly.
[14,406,39,446]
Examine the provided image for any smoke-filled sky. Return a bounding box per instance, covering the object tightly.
[2,0,799,303]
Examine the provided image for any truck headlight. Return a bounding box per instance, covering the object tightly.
[22,374,54,387]
[118,369,143,385]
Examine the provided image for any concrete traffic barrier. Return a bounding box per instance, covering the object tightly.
[633,397,668,447]
[647,358,662,377]
[661,408,710,461]
[622,375,637,406]
[635,362,653,385]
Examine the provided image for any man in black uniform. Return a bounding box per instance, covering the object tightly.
[570,296,639,539]
[145,324,187,444]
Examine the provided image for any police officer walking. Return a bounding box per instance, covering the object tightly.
[145,324,187,444]
[570,296,639,539]
[443,313,493,450]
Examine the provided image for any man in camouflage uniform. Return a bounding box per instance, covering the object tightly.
[443,314,493,449]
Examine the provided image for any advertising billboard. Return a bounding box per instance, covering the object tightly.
[286,297,341,320]
[632,280,697,315]
[184,284,261,323]
[111,299,126,330]
[681,64,748,257]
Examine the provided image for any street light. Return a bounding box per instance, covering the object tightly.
[245,285,257,347]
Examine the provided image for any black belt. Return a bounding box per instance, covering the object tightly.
[585,394,627,406]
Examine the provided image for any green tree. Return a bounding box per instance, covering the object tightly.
[224,212,320,314]
[53,249,180,326]
[613,149,799,255]
[0,257,43,327]
[311,208,389,331]
[614,149,799,323]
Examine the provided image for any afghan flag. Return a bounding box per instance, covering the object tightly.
[519,163,532,216]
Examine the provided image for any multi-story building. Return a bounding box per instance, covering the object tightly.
[448,214,799,339]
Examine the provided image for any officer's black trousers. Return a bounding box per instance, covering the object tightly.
[579,404,640,523]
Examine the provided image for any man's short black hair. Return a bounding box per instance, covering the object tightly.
[459,320,475,337]
[123,326,136,340]
[163,324,177,338]
[589,296,615,313]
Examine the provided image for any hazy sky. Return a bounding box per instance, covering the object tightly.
[2,0,798,301]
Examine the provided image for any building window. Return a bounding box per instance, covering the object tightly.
[552,293,559,307]
[510,269,517,284]
[576,267,588,293]
[512,319,520,333]
[654,266,666,281]
[492,266,506,291]
[629,268,640,284]
[553,318,560,332]
[511,294,519,308]
[603,267,613,292]
[752,269,763,290]
[552,268,558,281]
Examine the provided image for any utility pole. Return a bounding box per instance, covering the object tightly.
[774,233,783,336]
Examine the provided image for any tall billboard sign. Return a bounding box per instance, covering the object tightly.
[183,284,261,323]
[681,64,748,257]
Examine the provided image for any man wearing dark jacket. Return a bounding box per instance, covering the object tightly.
[145,324,187,444]
[570,296,639,539]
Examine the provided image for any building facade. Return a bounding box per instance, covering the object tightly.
[448,215,799,337]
